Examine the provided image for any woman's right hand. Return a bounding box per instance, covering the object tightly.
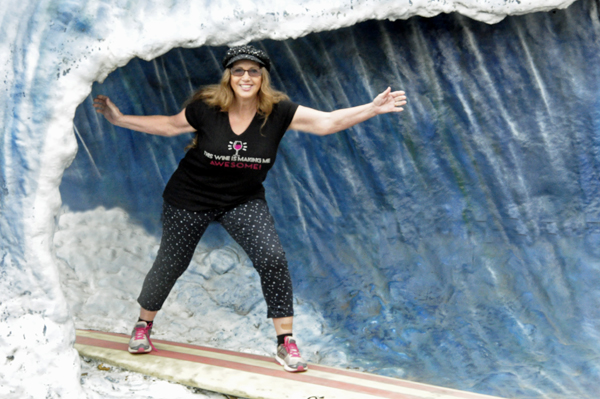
[93,95,123,125]
[91,95,193,136]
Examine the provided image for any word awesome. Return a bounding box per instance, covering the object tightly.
[210,160,262,170]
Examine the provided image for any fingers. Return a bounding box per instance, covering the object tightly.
[93,95,107,104]
[93,96,104,107]
[93,95,110,105]
[392,90,407,105]
[374,87,407,113]
[390,91,407,113]
[93,95,112,113]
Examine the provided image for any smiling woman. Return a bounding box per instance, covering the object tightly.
[229,61,263,102]
[92,43,407,374]
[185,52,290,140]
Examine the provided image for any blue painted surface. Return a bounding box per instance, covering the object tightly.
[63,2,600,398]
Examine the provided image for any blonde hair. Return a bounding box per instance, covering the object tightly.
[185,67,289,150]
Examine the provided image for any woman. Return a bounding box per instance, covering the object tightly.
[93,44,407,373]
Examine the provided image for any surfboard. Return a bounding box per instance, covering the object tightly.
[75,329,505,399]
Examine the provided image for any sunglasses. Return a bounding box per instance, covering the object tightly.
[231,67,262,77]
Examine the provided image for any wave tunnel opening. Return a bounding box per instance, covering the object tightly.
[56,5,600,398]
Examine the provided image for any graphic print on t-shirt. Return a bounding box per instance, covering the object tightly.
[203,141,271,171]
[228,140,247,156]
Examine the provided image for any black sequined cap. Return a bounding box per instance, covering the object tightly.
[222,45,271,72]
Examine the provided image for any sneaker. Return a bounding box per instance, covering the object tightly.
[128,321,156,354]
[275,336,308,372]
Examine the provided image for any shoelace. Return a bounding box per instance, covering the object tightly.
[284,340,301,358]
[134,325,157,352]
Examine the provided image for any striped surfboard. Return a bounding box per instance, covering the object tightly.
[75,329,505,399]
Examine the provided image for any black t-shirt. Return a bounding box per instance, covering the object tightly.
[163,100,299,211]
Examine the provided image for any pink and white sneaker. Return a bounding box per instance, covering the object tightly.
[275,336,308,372]
[128,321,156,354]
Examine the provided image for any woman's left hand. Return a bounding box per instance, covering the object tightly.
[289,87,408,135]
[372,87,407,114]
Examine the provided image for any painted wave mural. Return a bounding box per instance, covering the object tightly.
[2,0,599,398]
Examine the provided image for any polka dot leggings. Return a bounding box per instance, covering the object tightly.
[137,199,294,318]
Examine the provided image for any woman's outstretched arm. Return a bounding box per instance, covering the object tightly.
[288,87,407,136]
[93,95,193,137]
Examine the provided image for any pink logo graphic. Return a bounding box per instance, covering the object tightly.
[228,140,247,156]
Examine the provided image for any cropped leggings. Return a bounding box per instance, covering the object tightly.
[137,199,294,318]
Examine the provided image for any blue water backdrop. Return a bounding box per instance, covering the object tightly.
[64,1,600,397]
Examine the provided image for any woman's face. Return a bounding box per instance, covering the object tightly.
[229,60,262,101]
